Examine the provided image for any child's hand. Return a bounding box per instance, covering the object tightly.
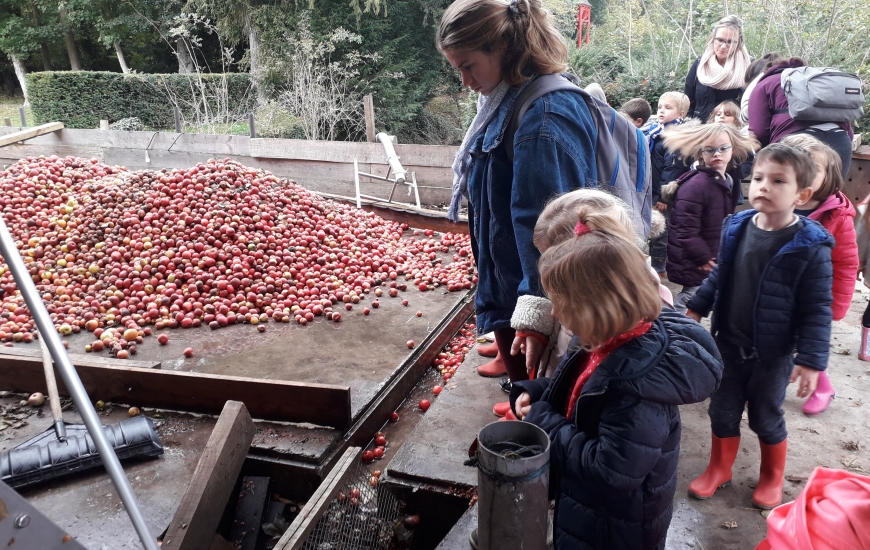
[699,260,716,273]
[515,392,532,420]
[511,331,547,375]
[655,202,668,212]
[790,365,820,398]
[686,309,702,322]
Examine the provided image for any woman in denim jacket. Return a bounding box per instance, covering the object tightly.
[438,0,598,393]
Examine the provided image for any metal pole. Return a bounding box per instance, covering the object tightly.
[174,107,182,134]
[0,217,160,550]
[375,133,407,185]
[18,107,26,128]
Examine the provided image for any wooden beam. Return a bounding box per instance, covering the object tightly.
[249,137,456,167]
[162,401,256,550]
[363,95,376,143]
[0,122,63,148]
[0,356,352,429]
[274,447,360,550]
[314,190,469,234]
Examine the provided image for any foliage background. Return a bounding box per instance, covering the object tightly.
[2,0,869,139]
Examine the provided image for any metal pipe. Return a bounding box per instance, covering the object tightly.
[375,133,407,185]
[0,217,160,550]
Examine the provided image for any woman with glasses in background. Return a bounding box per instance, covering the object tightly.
[684,15,753,122]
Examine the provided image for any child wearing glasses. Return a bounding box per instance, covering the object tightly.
[659,121,759,312]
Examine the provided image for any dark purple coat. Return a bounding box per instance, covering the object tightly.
[748,59,853,146]
[666,167,738,287]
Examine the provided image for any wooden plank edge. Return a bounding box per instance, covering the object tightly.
[313,190,469,234]
[162,400,256,550]
[274,446,361,550]
[0,122,64,148]
[0,346,161,369]
[0,359,352,429]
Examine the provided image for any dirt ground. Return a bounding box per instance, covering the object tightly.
[663,278,870,549]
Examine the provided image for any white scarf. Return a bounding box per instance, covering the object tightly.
[447,81,511,222]
[696,44,751,91]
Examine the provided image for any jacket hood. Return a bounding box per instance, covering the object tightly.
[582,309,722,406]
[810,191,856,222]
[762,58,807,80]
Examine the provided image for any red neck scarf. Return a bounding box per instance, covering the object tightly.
[564,321,653,420]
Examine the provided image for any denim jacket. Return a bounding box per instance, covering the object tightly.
[466,82,598,334]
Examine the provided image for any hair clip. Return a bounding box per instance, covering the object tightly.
[574,221,591,236]
[508,0,519,15]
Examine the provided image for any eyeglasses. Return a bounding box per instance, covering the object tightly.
[700,144,733,156]
[714,37,736,46]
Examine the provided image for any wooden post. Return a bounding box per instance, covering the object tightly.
[363,95,376,143]
[3,118,10,127]
[174,107,182,133]
[248,113,256,139]
[162,401,256,550]
[18,107,26,128]
[100,120,109,131]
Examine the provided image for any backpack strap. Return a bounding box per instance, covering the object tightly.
[772,108,790,115]
[504,74,583,162]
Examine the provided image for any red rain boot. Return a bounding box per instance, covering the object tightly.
[477,351,507,377]
[477,341,499,358]
[688,435,741,499]
[498,408,518,421]
[752,438,788,509]
[860,326,870,361]
[802,370,834,415]
[492,402,511,417]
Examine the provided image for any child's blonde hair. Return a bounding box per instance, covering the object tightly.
[780,134,844,202]
[539,220,661,349]
[662,120,759,165]
[658,91,690,116]
[533,189,644,251]
[707,100,743,128]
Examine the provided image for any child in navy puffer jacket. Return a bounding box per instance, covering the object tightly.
[510,206,722,550]
[686,143,834,510]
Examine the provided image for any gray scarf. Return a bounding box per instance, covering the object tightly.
[447,81,511,222]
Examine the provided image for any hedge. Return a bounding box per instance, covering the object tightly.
[26,71,253,130]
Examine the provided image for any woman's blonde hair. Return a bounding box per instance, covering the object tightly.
[534,189,643,251]
[662,120,759,165]
[707,100,743,128]
[781,134,844,201]
[704,15,746,57]
[539,225,661,349]
[436,0,568,86]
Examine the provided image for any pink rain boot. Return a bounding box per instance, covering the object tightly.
[802,371,834,415]
[860,326,870,361]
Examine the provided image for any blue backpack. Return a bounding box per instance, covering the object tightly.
[504,74,652,238]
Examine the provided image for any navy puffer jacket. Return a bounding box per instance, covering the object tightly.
[666,167,739,287]
[687,210,834,371]
[511,310,723,549]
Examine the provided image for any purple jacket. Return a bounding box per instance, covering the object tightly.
[748,59,853,146]
[666,167,739,287]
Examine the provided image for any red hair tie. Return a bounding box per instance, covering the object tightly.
[574,222,592,236]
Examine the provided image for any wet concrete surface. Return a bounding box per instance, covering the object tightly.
[1,398,214,549]
[385,343,503,489]
[8,286,469,420]
[382,281,870,549]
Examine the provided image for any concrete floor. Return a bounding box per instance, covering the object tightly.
[388,281,870,549]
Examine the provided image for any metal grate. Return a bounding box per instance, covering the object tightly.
[299,461,400,550]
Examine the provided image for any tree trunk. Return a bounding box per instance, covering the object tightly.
[58,7,82,70]
[248,25,266,103]
[31,3,54,71]
[10,54,29,106]
[114,42,131,73]
[176,37,195,74]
